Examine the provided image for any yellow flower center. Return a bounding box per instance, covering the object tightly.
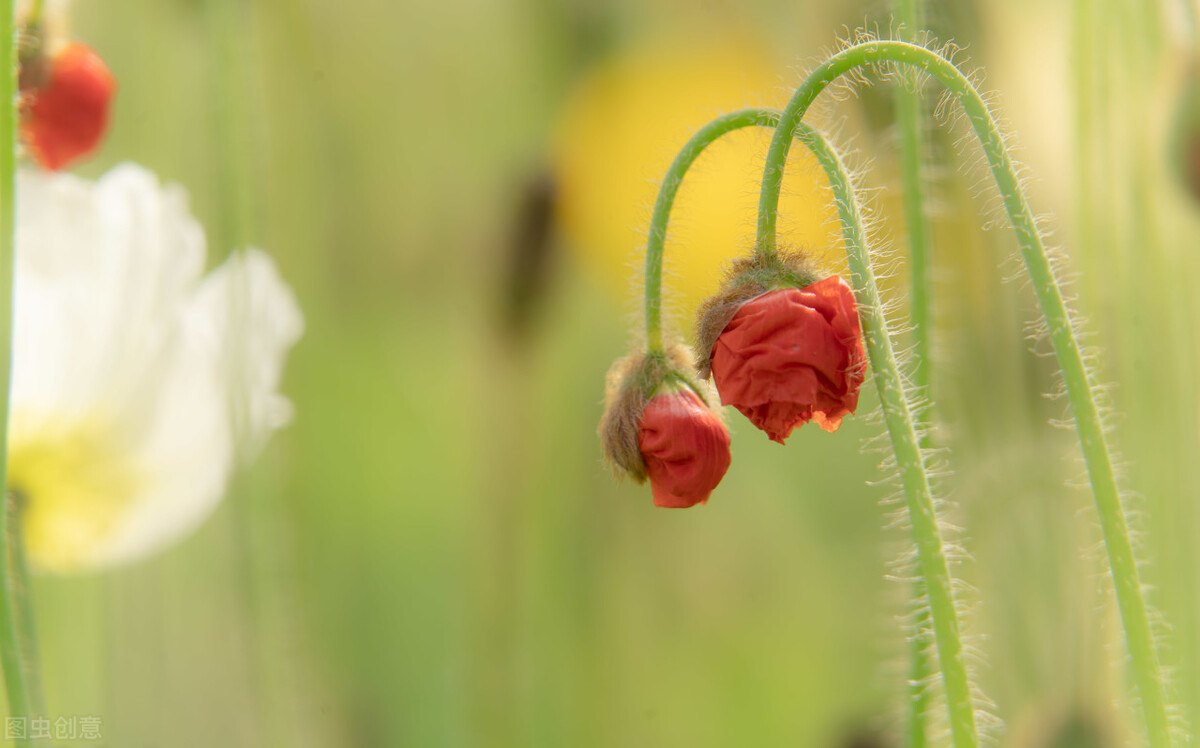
[8,416,142,572]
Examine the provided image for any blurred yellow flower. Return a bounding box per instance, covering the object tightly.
[553,38,844,327]
[9,164,303,573]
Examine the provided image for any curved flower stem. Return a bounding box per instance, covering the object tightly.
[796,122,980,748]
[0,1,36,742]
[759,39,1174,747]
[643,109,780,353]
[639,104,975,743]
[893,3,934,745]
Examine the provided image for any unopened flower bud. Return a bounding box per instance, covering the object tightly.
[599,346,731,507]
[20,41,116,171]
[696,250,866,444]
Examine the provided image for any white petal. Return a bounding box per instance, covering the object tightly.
[87,309,234,567]
[9,164,302,571]
[13,165,206,437]
[188,248,305,460]
[94,249,304,565]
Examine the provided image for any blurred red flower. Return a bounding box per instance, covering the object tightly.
[22,42,116,171]
[637,389,731,508]
[709,277,865,444]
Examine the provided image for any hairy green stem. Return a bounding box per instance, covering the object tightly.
[797,122,981,748]
[759,39,1174,747]
[643,109,780,353]
[639,104,975,744]
[905,603,932,748]
[0,2,36,742]
[895,1,932,410]
[894,3,934,745]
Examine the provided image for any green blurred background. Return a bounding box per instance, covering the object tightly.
[28,0,1200,745]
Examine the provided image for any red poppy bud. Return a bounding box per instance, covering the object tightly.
[599,346,732,507]
[708,276,865,443]
[21,41,116,171]
[637,389,732,508]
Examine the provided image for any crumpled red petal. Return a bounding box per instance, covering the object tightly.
[23,42,116,171]
[709,277,865,444]
[637,389,732,508]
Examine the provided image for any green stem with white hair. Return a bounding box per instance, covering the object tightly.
[642,108,781,354]
[758,38,1175,748]
[893,2,935,744]
[638,104,977,745]
[796,121,981,748]
[0,1,39,743]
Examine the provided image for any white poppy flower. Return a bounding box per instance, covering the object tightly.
[8,163,303,573]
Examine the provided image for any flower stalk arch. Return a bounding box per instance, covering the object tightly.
[600,36,1179,748]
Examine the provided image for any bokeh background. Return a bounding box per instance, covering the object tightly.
[27,0,1200,745]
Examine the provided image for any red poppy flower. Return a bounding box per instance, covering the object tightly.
[22,42,116,171]
[637,389,731,508]
[709,276,865,444]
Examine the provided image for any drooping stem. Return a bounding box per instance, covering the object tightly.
[0,1,35,742]
[796,122,981,748]
[643,109,780,353]
[893,3,935,744]
[639,104,976,743]
[759,39,1173,747]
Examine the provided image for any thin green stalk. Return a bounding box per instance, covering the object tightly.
[796,122,981,748]
[6,500,41,720]
[208,0,256,258]
[0,1,35,743]
[759,39,1174,747]
[22,0,42,31]
[895,0,932,410]
[643,109,779,353]
[905,599,932,748]
[894,2,934,744]
[1184,0,1199,47]
[207,3,295,748]
[1070,0,1103,319]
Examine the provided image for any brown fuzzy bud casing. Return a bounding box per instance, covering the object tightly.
[598,345,704,482]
